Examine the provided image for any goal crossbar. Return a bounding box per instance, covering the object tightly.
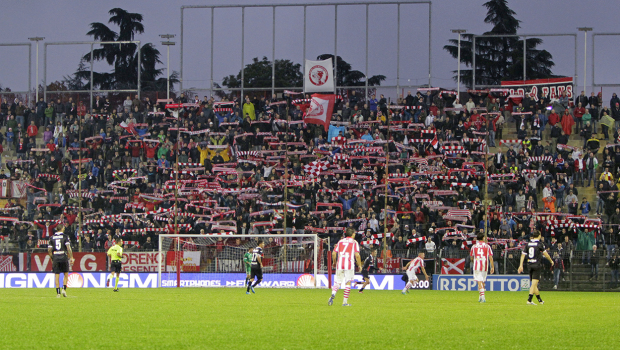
[158,234,319,288]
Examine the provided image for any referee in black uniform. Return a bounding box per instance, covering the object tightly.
[47,224,74,298]
[518,230,554,305]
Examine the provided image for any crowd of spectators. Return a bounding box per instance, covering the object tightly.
[0,88,618,283]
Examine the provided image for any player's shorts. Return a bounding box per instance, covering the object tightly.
[250,266,263,281]
[52,259,69,274]
[406,270,419,282]
[529,267,541,281]
[473,270,488,282]
[111,260,122,274]
[245,266,251,275]
[334,269,355,285]
[362,270,370,280]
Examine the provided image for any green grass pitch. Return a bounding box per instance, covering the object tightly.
[1,288,617,349]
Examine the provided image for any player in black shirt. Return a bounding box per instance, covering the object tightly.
[518,231,553,305]
[47,225,74,298]
[352,249,377,293]
[246,241,265,294]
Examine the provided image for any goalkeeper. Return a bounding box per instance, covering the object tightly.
[244,247,253,288]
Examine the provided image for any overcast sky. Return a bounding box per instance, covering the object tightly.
[0,0,618,102]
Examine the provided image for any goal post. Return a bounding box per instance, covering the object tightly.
[157,234,324,288]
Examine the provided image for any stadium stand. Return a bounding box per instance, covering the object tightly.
[0,88,618,291]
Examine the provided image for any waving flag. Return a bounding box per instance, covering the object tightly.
[304,58,334,92]
[303,160,330,178]
[304,94,336,132]
[120,121,137,136]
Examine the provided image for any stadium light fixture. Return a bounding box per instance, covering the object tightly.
[577,27,593,93]
[28,37,45,103]
[451,29,467,97]
[160,34,176,101]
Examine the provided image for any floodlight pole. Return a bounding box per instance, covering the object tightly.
[578,27,593,93]
[160,35,176,101]
[451,29,467,97]
[28,37,45,103]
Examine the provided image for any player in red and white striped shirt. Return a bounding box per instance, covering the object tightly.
[470,232,494,303]
[402,252,429,294]
[328,229,362,307]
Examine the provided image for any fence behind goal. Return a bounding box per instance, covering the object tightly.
[158,234,323,288]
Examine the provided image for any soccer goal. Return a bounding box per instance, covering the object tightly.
[157,234,324,288]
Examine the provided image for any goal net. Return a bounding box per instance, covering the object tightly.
[158,234,324,288]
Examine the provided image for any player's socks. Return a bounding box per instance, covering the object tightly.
[331,284,339,297]
[528,294,533,302]
[536,295,543,303]
[359,286,365,292]
[402,282,412,293]
[114,277,119,289]
[63,285,67,290]
[56,288,60,295]
[343,286,351,304]
[479,288,485,300]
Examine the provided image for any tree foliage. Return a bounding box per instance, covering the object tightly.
[72,8,167,91]
[222,57,303,89]
[221,55,386,93]
[443,0,555,87]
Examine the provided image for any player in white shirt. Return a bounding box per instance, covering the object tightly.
[470,232,494,303]
[402,252,429,294]
[328,229,362,307]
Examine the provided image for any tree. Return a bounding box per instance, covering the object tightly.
[222,57,303,90]
[316,54,386,88]
[221,55,386,96]
[444,0,554,87]
[75,8,164,91]
[62,59,89,91]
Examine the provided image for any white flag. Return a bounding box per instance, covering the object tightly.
[304,58,334,93]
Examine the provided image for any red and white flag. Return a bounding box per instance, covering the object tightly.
[431,135,439,149]
[441,258,465,274]
[304,58,334,92]
[304,94,336,131]
[0,255,17,272]
[303,160,330,178]
[120,121,137,136]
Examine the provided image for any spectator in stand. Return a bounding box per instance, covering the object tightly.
[609,253,619,289]
[580,198,591,216]
[27,120,38,141]
[552,250,564,289]
[83,235,95,252]
[589,245,600,281]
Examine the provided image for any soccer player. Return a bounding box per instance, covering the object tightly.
[107,236,124,292]
[247,241,265,294]
[328,228,362,306]
[518,230,554,305]
[470,232,494,303]
[244,247,253,293]
[47,224,74,298]
[402,251,429,294]
[353,248,377,293]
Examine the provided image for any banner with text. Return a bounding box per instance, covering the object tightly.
[122,252,162,272]
[501,77,574,102]
[432,274,531,291]
[30,253,107,272]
